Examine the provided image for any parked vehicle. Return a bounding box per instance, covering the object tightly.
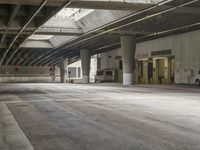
[195,71,200,86]
[95,69,117,83]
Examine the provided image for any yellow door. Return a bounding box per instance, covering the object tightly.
[169,58,175,84]
[138,61,143,84]
[158,59,165,84]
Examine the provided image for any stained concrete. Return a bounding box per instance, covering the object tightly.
[0,83,200,150]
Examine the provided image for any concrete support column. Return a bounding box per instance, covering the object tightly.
[80,49,91,83]
[60,58,68,83]
[121,35,136,85]
[97,54,101,70]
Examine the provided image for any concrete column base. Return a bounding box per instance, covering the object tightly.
[82,75,89,84]
[123,73,133,85]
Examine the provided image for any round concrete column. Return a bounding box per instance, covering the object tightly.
[60,58,68,83]
[121,35,136,85]
[80,49,91,84]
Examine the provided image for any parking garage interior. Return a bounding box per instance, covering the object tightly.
[0,0,200,150]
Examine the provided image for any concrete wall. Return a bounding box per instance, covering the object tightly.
[100,49,120,69]
[0,55,97,83]
[68,55,97,83]
[100,49,123,82]
[0,66,60,83]
[100,30,200,84]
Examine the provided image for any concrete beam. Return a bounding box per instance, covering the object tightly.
[3,1,72,66]
[0,0,154,10]
[1,5,21,44]
[154,5,200,14]
[80,49,90,84]
[69,1,154,10]
[37,27,83,36]
[1,0,48,66]
[0,29,152,36]
[22,40,53,48]
[0,26,82,35]
[0,0,67,6]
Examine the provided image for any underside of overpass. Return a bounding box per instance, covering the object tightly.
[0,0,200,150]
[0,0,199,66]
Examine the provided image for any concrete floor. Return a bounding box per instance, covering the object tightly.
[0,83,200,150]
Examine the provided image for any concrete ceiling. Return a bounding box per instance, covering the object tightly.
[0,0,155,10]
[0,0,71,66]
[34,0,200,67]
[1,0,200,66]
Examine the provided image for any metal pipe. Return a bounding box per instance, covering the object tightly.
[0,0,47,66]
[138,21,200,40]
[40,0,198,66]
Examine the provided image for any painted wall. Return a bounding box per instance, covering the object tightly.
[136,30,200,84]
[99,30,200,84]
